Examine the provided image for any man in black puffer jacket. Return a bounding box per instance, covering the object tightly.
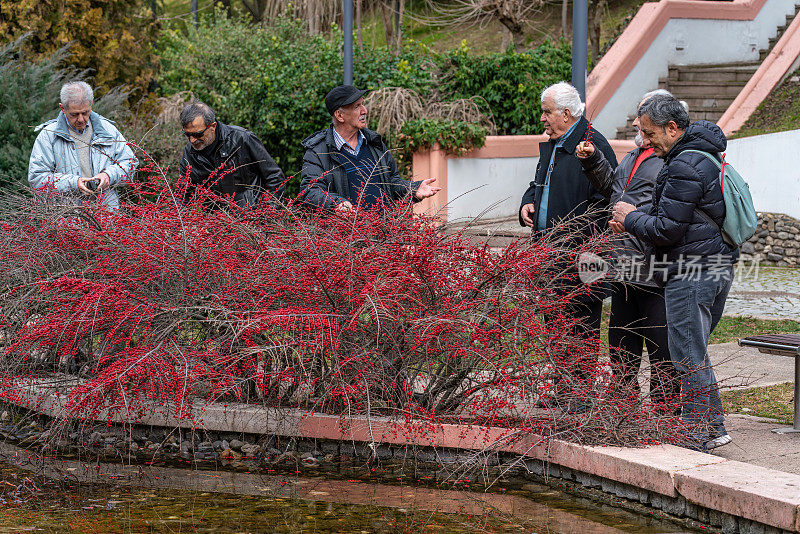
[179,101,285,208]
[612,94,738,451]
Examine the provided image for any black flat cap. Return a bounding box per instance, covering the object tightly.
[325,85,368,115]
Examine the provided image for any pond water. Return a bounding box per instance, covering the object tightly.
[0,460,692,534]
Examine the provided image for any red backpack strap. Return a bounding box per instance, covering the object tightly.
[625,148,653,190]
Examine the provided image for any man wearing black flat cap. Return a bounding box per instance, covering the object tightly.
[299,85,439,212]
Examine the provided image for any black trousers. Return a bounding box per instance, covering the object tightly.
[550,299,603,385]
[609,282,678,408]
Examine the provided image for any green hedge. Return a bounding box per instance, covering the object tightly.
[157,14,573,190]
[439,41,573,135]
[398,119,487,157]
[158,15,435,181]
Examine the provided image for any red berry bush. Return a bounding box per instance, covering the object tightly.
[0,152,681,448]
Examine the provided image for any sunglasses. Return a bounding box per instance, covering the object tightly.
[183,122,215,139]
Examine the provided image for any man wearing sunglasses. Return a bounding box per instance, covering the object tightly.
[178,101,284,208]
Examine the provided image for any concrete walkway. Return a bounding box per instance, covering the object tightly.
[708,342,800,473]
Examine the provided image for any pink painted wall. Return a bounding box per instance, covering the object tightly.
[413,137,636,221]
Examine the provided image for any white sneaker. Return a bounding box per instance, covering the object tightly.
[705,433,732,450]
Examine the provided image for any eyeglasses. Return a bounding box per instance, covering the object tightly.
[183,122,215,139]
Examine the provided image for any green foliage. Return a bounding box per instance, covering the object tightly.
[0,0,156,92]
[733,77,800,139]
[722,382,794,425]
[439,40,573,135]
[0,38,128,191]
[0,39,64,190]
[157,13,573,190]
[157,13,436,187]
[397,119,487,164]
[710,315,800,345]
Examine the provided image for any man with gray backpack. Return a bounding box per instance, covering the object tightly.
[611,93,754,452]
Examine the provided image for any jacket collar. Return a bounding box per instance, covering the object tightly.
[663,132,687,162]
[560,116,588,153]
[327,125,382,149]
[214,121,230,144]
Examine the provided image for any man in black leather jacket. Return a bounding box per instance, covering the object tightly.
[178,101,285,208]
[612,94,738,451]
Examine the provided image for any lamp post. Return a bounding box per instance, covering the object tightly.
[343,0,354,85]
[572,0,588,105]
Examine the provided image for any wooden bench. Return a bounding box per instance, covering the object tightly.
[738,334,800,434]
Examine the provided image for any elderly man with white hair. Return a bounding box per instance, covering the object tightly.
[518,81,618,411]
[28,81,138,209]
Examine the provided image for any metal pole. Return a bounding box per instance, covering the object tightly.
[192,0,198,26]
[794,356,800,430]
[571,0,588,106]
[773,353,800,434]
[343,0,354,85]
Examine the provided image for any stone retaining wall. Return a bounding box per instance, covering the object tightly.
[0,416,792,534]
[741,212,800,266]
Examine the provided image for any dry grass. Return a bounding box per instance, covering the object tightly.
[365,87,496,138]
[722,382,794,424]
[365,87,425,138]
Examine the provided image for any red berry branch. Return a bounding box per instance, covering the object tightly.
[0,146,684,450]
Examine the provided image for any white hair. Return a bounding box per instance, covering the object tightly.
[60,81,94,110]
[641,88,689,113]
[541,82,585,118]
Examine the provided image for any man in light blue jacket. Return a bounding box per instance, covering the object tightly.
[28,81,138,209]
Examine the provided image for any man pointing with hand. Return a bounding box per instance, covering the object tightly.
[300,85,439,213]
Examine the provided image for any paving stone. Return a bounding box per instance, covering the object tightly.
[674,460,800,531]
[724,266,800,320]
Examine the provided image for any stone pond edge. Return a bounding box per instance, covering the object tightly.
[7,382,800,532]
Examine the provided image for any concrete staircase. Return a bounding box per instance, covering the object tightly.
[616,4,800,140]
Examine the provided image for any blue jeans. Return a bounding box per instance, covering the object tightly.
[664,267,733,438]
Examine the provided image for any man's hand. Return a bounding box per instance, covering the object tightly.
[335,200,354,213]
[414,178,441,200]
[576,141,595,159]
[78,172,110,196]
[94,172,110,191]
[608,220,626,234]
[520,203,536,227]
[78,176,98,196]
[612,201,637,226]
